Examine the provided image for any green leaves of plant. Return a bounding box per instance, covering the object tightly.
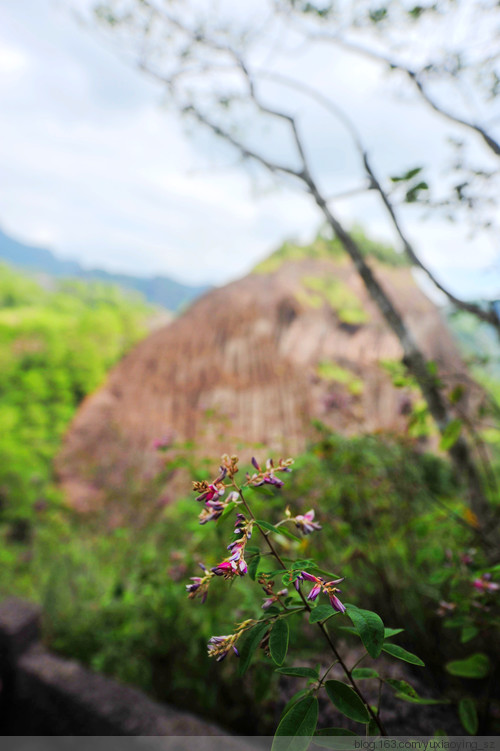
[459,698,478,735]
[390,167,423,183]
[382,643,424,666]
[460,625,478,644]
[446,653,490,678]
[238,621,268,676]
[352,668,379,680]
[247,552,260,581]
[325,680,370,723]
[256,519,301,541]
[385,679,442,705]
[272,696,319,751]
[405,182,429,203]
[270,619,289,666]
[345,605,384,658]
[439,419,462,450]
[384,627,404,639]
[309,605,338,623]
[276,666,319,679]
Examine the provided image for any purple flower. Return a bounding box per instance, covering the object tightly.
[212,516,253,578]
[193,467,227,502]
[294,509,322,535]
[198,491,239,525]
[261,588,288,610]
[247,457,294,489]
[207,634,240,662]
[185,564,213,603]
[473,573,499,593]
[301,571,346,613]
[329,594,346,613]
[308,584,322,601]
[199,500,225,524]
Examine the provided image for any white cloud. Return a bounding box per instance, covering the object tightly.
[0,0,498,296]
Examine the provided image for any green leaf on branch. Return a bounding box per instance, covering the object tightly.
[352,668,379,680]
[345,605,384,659]
[276,666,319,680]
[337,626,361,637]
[256,519,301,541]
[459,698,478,735]
[390,166,423,182]
[439,419,463,450]
[270,619,289,666]
[272,696,319,751]
[238,622,269,676]
[405,182,429,203]
[219,501,238,520]
[460,625,478,644]
[325,680,370,724]
[309,605,339,624]
[249,485,276,497]
[248,552,261,581]
[384,628,404,639]
[282,688,313,716]
[386,679,442,704]
[394,694,444,705]
[263,606,281,616]
[446,653,490,678]
[382,643,425,666]
[386,679,418,698]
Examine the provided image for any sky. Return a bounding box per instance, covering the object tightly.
[0,0,498,295]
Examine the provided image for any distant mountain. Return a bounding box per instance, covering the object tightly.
[0,227,210,311]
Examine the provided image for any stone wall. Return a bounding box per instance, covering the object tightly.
[0,598,227,737]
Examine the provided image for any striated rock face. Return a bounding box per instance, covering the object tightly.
[56,257,470,512]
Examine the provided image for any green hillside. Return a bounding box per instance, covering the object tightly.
[0,263,153,532]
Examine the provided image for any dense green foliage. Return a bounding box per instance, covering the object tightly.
[3,426,497,732]
[0,263,153,534]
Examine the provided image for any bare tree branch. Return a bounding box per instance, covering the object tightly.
[311,34,500,157]
[257,69,500,332]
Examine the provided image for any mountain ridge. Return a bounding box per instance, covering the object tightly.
[0,227,210,311]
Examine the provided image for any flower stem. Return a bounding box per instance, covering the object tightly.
[235,483,387,736]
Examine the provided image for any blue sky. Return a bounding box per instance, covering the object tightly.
[0,0,498,297]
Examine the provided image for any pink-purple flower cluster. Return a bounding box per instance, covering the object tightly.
[294,509,322,535]
[300,571,346,613]
[211,514,253,578]
[207,634,240,662]
[473,573,499,593]
[247,457,294,489]
[185,563,214,603]
[259,575,289,610]
[193,466,227,503]
[198,491,239,525]
[207,619,257,662]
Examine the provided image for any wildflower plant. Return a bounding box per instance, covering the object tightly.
[185,454,429,745]
[435,548,499,734]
